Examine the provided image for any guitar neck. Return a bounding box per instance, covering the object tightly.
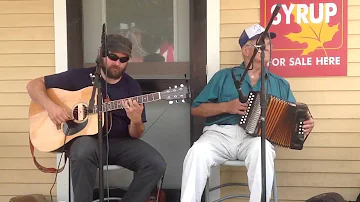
[93,92,161,113]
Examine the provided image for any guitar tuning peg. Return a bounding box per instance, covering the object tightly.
[174,85,178,88]
[182,99,185,103]
[180,84,184,87]
[169,101,174,104]
[169,87,172,89]
[175,100,179,103]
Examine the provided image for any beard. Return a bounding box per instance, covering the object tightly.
[101,63,127,79]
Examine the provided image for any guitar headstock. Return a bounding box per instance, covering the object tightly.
[160,84,190,104]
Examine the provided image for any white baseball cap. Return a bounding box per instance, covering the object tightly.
[239,24,276,48]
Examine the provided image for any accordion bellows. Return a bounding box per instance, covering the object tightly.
[239,91,310,150]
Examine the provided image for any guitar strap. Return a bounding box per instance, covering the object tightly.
[29,136,67,173]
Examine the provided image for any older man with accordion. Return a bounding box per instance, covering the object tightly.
[180,24,315,202]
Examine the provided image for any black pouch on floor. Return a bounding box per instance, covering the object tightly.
[306,192,347,202]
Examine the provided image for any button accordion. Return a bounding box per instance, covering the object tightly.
[239,91,311,150]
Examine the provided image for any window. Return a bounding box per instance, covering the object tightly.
[83,0,189,64]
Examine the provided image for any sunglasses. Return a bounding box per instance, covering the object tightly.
[107,53,130,63]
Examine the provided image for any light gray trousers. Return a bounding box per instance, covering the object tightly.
[181,124,276,202]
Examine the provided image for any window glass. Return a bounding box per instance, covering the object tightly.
[106,0,189,63]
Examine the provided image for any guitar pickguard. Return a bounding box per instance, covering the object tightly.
[62,120,89,136]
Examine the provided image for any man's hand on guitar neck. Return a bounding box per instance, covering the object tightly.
[46,103,72,126]
[122,99,144,123]
[122,99,145,138]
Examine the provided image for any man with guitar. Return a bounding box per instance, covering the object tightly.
[180,24,315,202]
[26,34,166,202]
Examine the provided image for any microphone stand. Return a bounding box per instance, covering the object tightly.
[95,59,105,202]
[88,23,107,202]
[257,5,281,202]
[234,4,282,202]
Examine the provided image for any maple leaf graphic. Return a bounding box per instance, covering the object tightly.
[284,3,339,56]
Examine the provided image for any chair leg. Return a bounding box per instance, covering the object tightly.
[155,173,165,202]
[205,178,210,202]
[272,172,278,202]
[68,158,71,202]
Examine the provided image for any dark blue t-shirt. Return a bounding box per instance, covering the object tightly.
[44,66,147,138]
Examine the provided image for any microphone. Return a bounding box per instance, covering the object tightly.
[100,23,107,57]
[96,23,107,66]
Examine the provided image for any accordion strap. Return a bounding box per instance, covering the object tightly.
[231,67,241,91]
[304,108,313,142]
[308,110,313,119]
[231,67,249,102]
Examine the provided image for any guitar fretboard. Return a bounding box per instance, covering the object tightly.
[93,92,161,113]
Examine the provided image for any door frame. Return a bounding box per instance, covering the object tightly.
[54,0,220,200]
[53,0,72,200]
[204,1,221,200]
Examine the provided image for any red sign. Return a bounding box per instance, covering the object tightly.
[260,0,347,77]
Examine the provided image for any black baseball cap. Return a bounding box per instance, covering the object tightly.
[106,34,133,56]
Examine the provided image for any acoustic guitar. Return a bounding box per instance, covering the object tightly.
[29,84,190,153]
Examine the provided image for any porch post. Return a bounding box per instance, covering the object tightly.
[54,0,70,201]
[206,0,221,201]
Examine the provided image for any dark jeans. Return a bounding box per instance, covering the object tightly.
[66,136,167,202]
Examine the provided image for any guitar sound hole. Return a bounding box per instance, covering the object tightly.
[72,103,89,123]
